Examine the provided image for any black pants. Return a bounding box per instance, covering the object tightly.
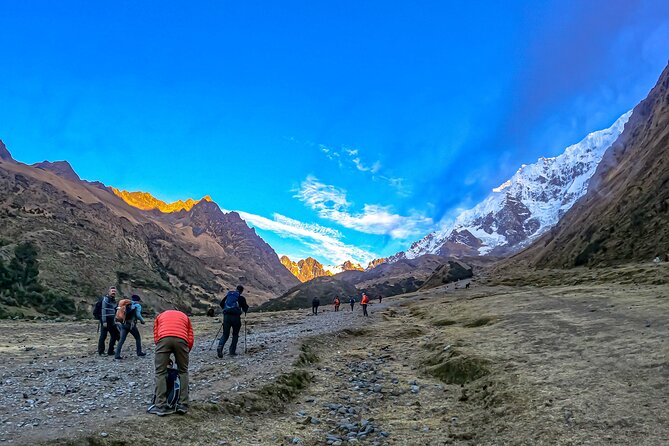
[350,303,354,311]
[362,304,368,316]
[218,314,242,354]
[312,304,319,315]
[115,323,143,357]
[98,319,120,355]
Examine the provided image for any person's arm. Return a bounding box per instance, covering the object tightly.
[186,317,194,351]
[135,303,145,323]
[100,297,106,325]
[153,314,160,344]
[239,296,250,314]
[219,295,227,310]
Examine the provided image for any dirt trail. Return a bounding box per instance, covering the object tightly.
[2,280,668,445]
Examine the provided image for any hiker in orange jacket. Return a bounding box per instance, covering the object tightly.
[361,293,370,317]
[150,310,194,416]
[334,296,340,312]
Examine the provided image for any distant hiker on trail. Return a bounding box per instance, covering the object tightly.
[149,309,193,416]
[217,285,249,358]
[334,296,340,312]
[378,295,382,304]
[361,293,370,317]
[114,294,146,359]
[349,296,355,312]
[97,287,120,356]
[312,296,320,315]
[654,255,661,264]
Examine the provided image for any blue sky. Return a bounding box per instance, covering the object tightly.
[1,1,669,266]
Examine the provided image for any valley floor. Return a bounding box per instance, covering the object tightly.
[1,274,668,445]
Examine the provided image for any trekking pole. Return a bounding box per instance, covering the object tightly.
[209,322,224,351]
[244,313,247,354]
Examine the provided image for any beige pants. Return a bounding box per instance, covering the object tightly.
[154,336,190,407]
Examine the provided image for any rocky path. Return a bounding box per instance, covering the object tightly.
[0,302,389,445]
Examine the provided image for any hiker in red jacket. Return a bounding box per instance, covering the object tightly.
[361,293,370,317]
[149,310,194,416]
[334,296,340,312]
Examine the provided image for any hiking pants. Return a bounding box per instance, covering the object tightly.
[115,323,143,357]
[350,303,354,311]
[312,304,319,315]
[97,318,120,355]
[362,304,368,317]
[154,336,189,408]
[218,314,242,354]
[334,304,339,312]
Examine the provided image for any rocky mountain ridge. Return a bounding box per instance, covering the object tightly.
[518,62,669,267]
[0,145,298,317]
[280,256,333,282]
[391,110,632,261]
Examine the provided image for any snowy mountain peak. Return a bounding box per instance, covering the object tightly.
[394,110,632,261]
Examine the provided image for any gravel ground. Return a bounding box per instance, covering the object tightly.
[0,302,385,445]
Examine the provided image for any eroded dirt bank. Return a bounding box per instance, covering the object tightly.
[1,275,668,445]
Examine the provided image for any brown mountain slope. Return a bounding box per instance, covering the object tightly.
[0,148,298,316]
[518,62,669,267]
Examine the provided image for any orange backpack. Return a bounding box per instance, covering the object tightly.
[115,299,133,323]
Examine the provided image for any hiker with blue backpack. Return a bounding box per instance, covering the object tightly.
[217,285,249,358]
[114,294,147,359]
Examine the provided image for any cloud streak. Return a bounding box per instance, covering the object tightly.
[296,176,432,239]
[237,210,376,265]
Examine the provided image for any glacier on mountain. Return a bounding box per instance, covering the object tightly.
[400,110,633,260]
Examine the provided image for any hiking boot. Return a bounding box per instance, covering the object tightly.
[147,405,168,416]
[114,356,124,360]
[229,352,238,356]
[216,345,224,358]
[137,352,146,357]
[107,351,115,356]
[176,404,188,415]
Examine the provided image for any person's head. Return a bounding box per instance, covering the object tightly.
[131,294,141,302]
[109,287,117,298]
[236,285,244,294]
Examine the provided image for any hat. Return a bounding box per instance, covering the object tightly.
[131,294,141,302]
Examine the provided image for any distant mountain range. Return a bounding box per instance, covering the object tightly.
[0,148,298,316]
[280,255,364,282]
[391,110,632,261]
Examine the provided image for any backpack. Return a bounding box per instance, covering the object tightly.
[166,367,181,409]
[223,291,242,315]
[92,298,103,320]
[148,365,181,413]
[115,299,133,323]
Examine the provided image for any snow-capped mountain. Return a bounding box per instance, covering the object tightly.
[392,110,632,260]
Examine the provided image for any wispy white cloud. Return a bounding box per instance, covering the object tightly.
[295,176,432,239]
[237,210,376,265]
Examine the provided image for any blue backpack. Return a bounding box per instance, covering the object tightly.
[223,290,242,315]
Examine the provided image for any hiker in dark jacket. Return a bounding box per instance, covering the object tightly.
[97,286,120,356]
[114,294,147,359]
[217,285,249,358]
[349,296,355,311]
[312,296,320,315]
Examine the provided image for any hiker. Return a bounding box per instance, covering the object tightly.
[654,255,661,264]
[312,296,320,315]
[334,296,340,312]
[114,294,147,359]
[378,295,382,304]
[149,309,193,416]
[217,285,249,358]
[97,286,120,356]
[361,293,369,317]
[349,296,355,311]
